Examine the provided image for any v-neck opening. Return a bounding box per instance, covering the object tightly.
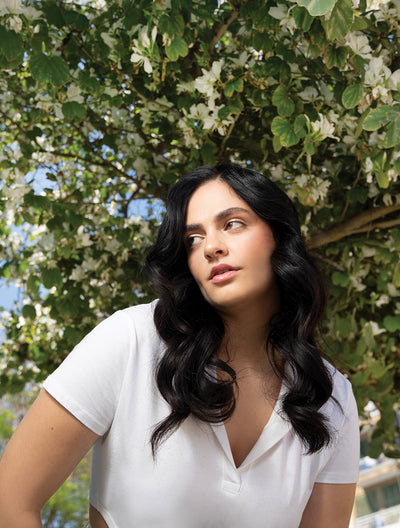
[210,380,290,469]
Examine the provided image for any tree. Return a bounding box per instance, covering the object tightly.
[0,0,399,456]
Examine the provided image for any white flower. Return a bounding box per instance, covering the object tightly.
[383,193,393,206]
[101,32,117,49]
[311,114,338,140]
[7,15,22,32]
[230,51,249,67]
[376,295,389,307]
[133,157,148,177]
[139,27,151,48]
[93,0,106,9]
[269,4,288,19]
[37,232,55,251]
[362,246,376,257]
[21,6,41,19]
[177,80,195,94]
[104,87,118,97]
[0,0,22,15]
[297,86,319,102]
[194,61,223,98]
[364,57,391,87]
[81,257,99,272]
[388,283,400,296]
[389,69,400,91]
[105,238,121,253]
[130,50,152,74]
[345,32,372,59]
[76,226,93,247]
[371,85,390,100]
[67,84,84,103]
[365,321,386,336]
[70,265,85,282]
[364,157,373,173]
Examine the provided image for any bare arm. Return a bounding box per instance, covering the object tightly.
[299,482,356,528]
[0,390,100,528]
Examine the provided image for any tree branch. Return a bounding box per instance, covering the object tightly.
[209,6,240,53]
[309,251,346,271]
[110,64,181,117]
[308,203,400,249]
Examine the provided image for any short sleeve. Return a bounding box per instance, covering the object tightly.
[43,310,134,436]
[316,374,360,484]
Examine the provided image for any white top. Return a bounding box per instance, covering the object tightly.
[43,301,360,528]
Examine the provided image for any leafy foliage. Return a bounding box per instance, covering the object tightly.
[0,388,91,526]
[0,0,400,457]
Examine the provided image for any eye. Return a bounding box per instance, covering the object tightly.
[185,234,203,248]
[226,220,244,230]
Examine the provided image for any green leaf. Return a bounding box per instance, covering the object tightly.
[200,143,216,164]
[78,70,101,94]
[381,120,399,149]
[383,315,400,332]
[159,13,185,37]
[272,134,282,152]
[42,268,62,288]
[303,135,315,154]
[224,78,244,97]
[293,6,314,31]
[363,106,399,130]
[342,84,363,109]
[165,37,189,61]
[272,85,295,117]
[63,10,90,31]
[324,45,347,69]
[375,172,390,188]
[372,151,390,188]
[252,32,274,52]
[41,0,66,27]
[335,315,352,337]
[332,271,350,287]
[322,0,353,40]
[30,54,69,87]
[62,102,87,120]
[27,274,40,294]
[294,115,307,137]
[271,117,300,147]
[227,95,243,113]
[364,107,400,149]
[0,27,23,61]
[22,305,37,319]
[297,0,338,16]
[309,19,328,49]
[394,157,400,175]
[264,56,285,76]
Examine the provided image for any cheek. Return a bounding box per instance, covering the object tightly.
[187,254,200,281]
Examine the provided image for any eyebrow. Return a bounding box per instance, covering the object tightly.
[184,207,250,233]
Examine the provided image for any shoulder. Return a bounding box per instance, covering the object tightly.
[118,299,158,330]
[84,299,159,344]
[322,359,359,432]
[323,360,354,405]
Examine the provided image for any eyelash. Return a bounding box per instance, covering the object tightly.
[226,219,244,230]
[185,219,245,248]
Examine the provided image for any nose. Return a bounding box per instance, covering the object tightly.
[204,232,228,260]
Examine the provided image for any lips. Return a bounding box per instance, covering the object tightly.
[209,264,239,280]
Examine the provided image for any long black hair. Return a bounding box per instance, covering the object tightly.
[146,162,334,455]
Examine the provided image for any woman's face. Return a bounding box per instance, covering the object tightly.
[184,179,279,317]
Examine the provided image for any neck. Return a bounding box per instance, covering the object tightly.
[218,301,278,369]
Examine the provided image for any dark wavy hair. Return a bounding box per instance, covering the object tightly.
[146,162,334,456]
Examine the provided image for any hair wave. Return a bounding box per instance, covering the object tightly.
[146,163,334,456]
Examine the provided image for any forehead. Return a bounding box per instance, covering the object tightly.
[185,179,249,221]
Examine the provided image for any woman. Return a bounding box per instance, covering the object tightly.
[0,163,359,527]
